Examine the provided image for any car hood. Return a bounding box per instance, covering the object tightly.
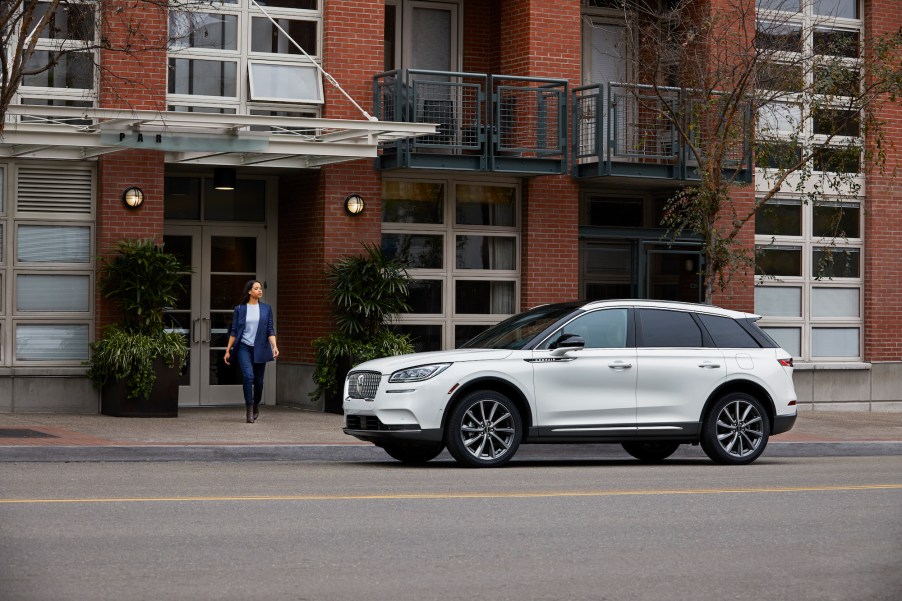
[350,348,515,375]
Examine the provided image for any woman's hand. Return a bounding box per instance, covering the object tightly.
[224,348,231,365]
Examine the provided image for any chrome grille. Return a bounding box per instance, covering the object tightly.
[346,371,381,399]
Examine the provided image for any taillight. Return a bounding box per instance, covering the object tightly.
[778,358,793,367]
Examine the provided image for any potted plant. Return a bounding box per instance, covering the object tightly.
[311,243,414,413]
[86,239,190,417]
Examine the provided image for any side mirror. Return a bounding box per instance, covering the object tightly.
[549,333,585,356]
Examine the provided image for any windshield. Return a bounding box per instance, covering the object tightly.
[459,303,582,350]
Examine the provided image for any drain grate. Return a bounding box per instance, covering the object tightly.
[0,428,58,439]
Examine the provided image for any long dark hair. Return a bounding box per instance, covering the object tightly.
[240,279,260,305]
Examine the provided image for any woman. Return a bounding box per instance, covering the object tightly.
[224,280,279,423]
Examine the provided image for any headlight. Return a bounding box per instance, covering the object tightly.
[389,363,452,383]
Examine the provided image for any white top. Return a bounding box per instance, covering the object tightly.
[241,303,260,346]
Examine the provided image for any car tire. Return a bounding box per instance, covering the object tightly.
[380,442,445,465]
[445,390,522,468]
[621,441,681,462]
[701,392,771,465]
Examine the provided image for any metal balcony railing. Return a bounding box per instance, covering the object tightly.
[573,83,752,181]
[374,69,568,174]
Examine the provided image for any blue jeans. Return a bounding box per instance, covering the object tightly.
[235,342,266,406]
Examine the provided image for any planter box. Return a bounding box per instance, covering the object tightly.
[100,359,180,418]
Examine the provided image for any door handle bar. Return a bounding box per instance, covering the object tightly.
[608,361,632,369]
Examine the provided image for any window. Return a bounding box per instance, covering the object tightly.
[383,178,519,350]
[167,0,323,114]
[15,1,98,108]
[636,309,703,348]
[697,314,761,348]
[248,62,322,103]
[558,309,628,349]
[756,1,863,179]
[755,196,862,361]
[0,163,95,365]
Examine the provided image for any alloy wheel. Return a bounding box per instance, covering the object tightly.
[714,398,765,459]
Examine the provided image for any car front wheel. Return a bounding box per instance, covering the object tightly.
[380,442,445,465]
[621,441,681,462]
[701,393,770,465]
[445,390,522,468]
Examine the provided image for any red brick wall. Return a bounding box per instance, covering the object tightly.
[95,3,168,332]
[710,186,756,313]
[281,0,388,363]
[863,0,902,362]
[462,0,500,74]
[322,0,383,120]
[501,1,582,309]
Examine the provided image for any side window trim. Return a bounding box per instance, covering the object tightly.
[688,312,717,348]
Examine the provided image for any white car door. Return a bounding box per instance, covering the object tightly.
[531,308,638,435]
[634,308,726,430]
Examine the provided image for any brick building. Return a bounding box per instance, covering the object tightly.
[0,0,899,413]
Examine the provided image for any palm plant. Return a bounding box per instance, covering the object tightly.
[86,239,190,401]
[311,243,414,406]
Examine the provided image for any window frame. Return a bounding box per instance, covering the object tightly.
[754,194,863,362]
[382,175,521,350]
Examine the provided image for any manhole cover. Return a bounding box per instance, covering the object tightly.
[0,428,58,439]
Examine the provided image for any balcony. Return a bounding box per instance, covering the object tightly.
[374,69,568,174]
[572,83,752,182]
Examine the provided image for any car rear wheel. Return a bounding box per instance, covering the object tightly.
[701,392,770,465]
[380,442,445,465]
[621,441,681,462]
[445,390,522,468]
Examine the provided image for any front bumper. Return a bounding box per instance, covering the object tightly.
[344,424,443,445]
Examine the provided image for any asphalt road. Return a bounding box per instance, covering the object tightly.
[2,454,901,601]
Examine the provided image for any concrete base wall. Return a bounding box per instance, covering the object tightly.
[275,362,321,412]
[793,362,902,412]
[2,362,900,413]
[0,369,98,414]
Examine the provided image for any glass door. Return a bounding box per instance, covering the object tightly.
[165,225,268,406]
[641,242,704,303]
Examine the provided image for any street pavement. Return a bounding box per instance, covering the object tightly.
[1,405,902,462]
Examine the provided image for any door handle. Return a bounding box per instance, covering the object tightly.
[191,318,201,343]
[202,317,212,344]
[608,361,633,370]
[698,362,721,369]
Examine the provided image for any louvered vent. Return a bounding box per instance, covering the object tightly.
[16,166,94,216]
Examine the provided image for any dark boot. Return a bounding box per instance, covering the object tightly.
[253,403,260,421]
[246,406,254,423]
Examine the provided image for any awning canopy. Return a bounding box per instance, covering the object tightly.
[0,106,436,169]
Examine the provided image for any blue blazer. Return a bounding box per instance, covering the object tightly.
[230,302,276,363]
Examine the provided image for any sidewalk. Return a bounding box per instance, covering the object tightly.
[2,405,902,447]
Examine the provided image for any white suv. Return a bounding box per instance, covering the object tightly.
[343,300,798,467]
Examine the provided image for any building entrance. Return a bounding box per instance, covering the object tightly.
[580,238,704,303]
[163,225,270,407]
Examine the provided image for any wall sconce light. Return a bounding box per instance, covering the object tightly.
[684,258,695,272]
[213,167,236,190]
[344,194,365,215]
[122,186,145,209]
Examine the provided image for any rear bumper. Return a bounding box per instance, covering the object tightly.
[773,413,797,435]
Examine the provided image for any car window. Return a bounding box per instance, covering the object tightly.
[697,314,761,348]
[547,308,628,349]
[636,309,703,347]
[461,303,580,349]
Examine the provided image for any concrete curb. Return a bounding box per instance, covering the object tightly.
[2,440,901,462]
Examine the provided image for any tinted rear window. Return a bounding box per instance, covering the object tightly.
[636,309,703,347]
[697,314,761,348]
